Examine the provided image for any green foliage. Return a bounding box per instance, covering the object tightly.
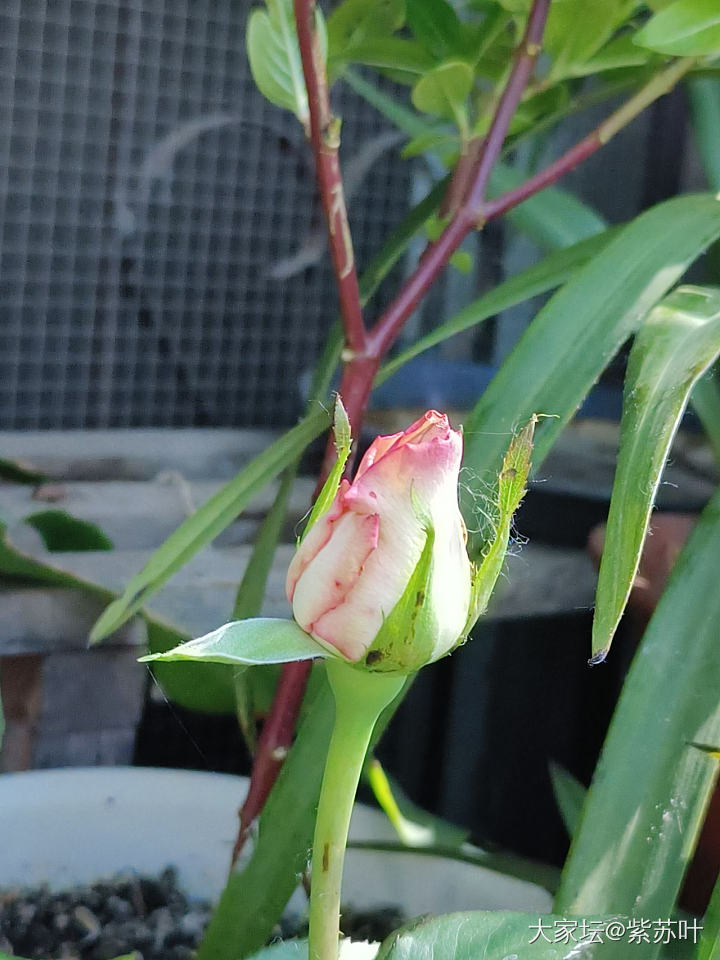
[412,61,473,130]
[23,509,114,552]
[141,618,328,667]
[549,762,587,839]
[465,417,535,626]
[376,911,616,959]
[544,0,638,82]
[698,872,720,960]
[196,668,335,960]
[461,194,720,518]
[634,0,720,56]
[247,0,326,123]
[406,0,465,61]
[592,285,720,660]
[555,488,720,938]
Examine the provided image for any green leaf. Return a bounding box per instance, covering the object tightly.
[343,69,608,251]
[247,0,327,123]
[376,911,618,960]
[549,762,587,839]
[140,618,330,667]
[337,37,436,74]
[327,0,404,59]
[634,0,720,55]
[489,161,608,251]
[545,0,638,81]
[377,227,619,388]
[406,0,464,61]
[464,417,535,629]
[24,509,114,552]
[366,757,469,847]
[688,77,720,190]
[461,194,720,530]
[592,285,720,660]
[698,870,720,960]
[555,488,720,935]
[562,32,655,79]
[691,371,720,465]
[90,408,331,643]
[197,668,335,960]
[301,396,351,541]
[411,60,474,127]
[0,456,47,484]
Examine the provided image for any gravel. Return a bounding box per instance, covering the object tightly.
[0,868,404,959]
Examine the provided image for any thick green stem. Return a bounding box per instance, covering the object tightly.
[308,659,405,960]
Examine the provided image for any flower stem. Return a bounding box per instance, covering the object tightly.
[308,660,405,960]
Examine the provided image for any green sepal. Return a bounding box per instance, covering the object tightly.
[139,617,336,667]
[300,397,352,542]
[461,416,536,637]
[362,505,436,674]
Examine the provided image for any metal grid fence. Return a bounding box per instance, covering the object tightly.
[0,0,411,428]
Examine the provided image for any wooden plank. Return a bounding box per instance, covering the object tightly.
[0,477,315,549]
[0,428,282,480]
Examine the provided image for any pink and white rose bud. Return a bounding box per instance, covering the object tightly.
[286,410,472,671]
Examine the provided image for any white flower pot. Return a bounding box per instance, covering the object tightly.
[0,766,551,920]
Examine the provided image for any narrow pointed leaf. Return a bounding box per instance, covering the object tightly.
[461,194,720,520]
[301,397,351,540]
[549,762,587,839]
[90,408,330,643]
[698,869,720,960]
[140,618,330,667]
[555,487,720,936]
[592,285,720,659]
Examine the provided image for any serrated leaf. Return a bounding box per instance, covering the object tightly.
[247,0,327,123]
[90,407,330,643]
[140,617,331,667]
[634,0,720,56]
[592,285,720,660]
[411,60,473,127]
[406,0,464,61]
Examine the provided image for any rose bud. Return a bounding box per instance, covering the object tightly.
[286,409,473,672]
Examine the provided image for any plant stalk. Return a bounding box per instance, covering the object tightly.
[308,659,405,960]
[294,0,366,355]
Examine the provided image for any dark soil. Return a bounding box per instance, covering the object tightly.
[0,868,404,960]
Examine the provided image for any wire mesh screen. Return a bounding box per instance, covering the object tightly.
[0,0,412,428]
